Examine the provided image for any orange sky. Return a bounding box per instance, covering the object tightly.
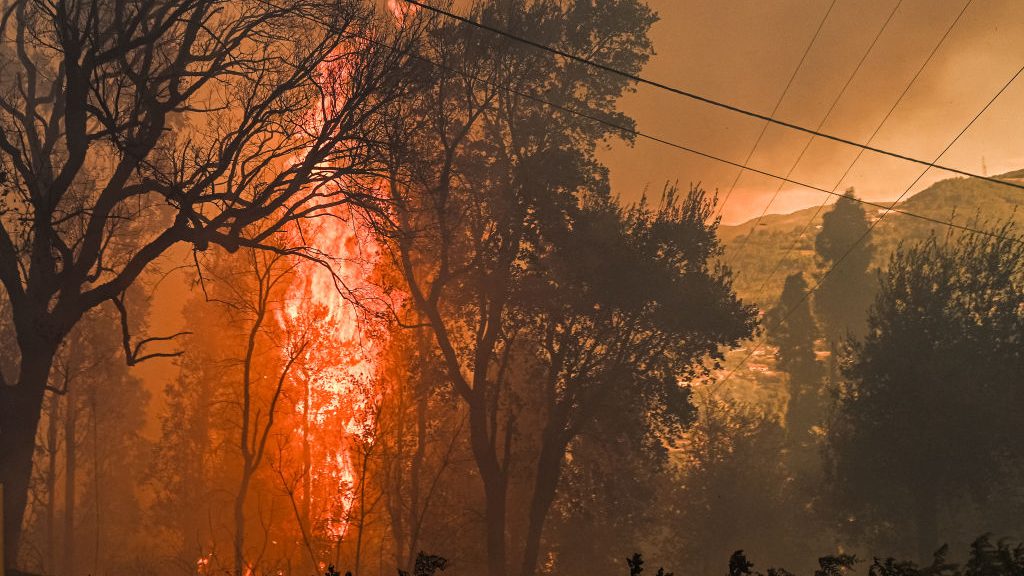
[134,0,1024,431]
[600,0,1024,224]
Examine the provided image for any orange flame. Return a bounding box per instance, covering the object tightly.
[277,13,411,544]
[279,206,385,540]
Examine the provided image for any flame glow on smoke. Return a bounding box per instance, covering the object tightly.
[280,207,384,541]
[276,35,391,541]
[273,1,417,544]
[387,0,419,23]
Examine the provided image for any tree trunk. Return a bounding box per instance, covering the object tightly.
[89,389,101,574]
[233,472,252,576]
[468,400,508,576]
[354,445,370,576]
[44,393,60,574]
[63,385,78,575]
[915,481,938,565]
[519,427,568,576]
[302,375,312,532]
[483,474,508,576]
[405,388,427,570]
[1,344,57,571]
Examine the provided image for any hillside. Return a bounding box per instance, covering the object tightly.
[709,171,1024,405]
[719,171,1024,308]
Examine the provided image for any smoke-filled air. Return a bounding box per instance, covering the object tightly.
[2,1,1024,576]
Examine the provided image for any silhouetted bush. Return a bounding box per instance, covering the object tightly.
[321,535,1024,576]
[635,535,1022,576]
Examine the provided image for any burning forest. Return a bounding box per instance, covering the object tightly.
[2,1,1024,576]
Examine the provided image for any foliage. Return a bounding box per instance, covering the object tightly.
[764,272,825,444]
[627,551,673,576]
[827,224,1024,560]
[250,539,1024,576]
[677,536,1023,576]
[666,392,831,575]
[813,190,876,344]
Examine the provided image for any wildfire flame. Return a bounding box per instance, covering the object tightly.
[273,1,413,545]
[279,206,385,541]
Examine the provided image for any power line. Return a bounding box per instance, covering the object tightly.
[383,2,1024,396]
[730,0,905,258]
[402,0,1024,194]
[713,57,1024,393]
[359,28,1021,247]
[747,0,973,300]
[716,0,839,218]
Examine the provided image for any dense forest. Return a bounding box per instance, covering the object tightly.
[1,1,1023,576]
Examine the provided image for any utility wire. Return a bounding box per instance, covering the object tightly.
[748,0,973,300]
[716,0,839,218]
[730,0,904,258]
[354,27,1021,249]
[401,0,1024,194]
[713,58,1024,394]
[388,1,1022,395]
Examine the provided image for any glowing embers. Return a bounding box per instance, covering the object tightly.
[196,554,212,575]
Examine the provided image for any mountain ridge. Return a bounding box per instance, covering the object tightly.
[720,170,1024,307]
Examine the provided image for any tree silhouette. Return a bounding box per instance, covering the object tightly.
[813,190,876,345]
[765,272,825,446]
[375,2,667,575]
[375,1,757,572]
[0,0,415,566]
[827,226,1024,562]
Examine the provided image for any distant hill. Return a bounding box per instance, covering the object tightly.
[719,171,1024,308]
[709,171,1023,405]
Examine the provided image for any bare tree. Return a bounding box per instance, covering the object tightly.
[0,0,416,566]
[207,247,308,576]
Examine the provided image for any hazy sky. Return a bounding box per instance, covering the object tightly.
[599,0,1024,224]
[133,0,1024,421]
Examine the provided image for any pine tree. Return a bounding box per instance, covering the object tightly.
[765,273,824,444]
[813,190,876,345]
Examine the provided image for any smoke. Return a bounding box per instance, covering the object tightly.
[602,0,1024,224]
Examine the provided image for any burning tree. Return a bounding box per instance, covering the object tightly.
[0,0,417,568]
[148,219,390,575]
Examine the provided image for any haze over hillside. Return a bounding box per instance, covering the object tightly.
[720,169,1024,307]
